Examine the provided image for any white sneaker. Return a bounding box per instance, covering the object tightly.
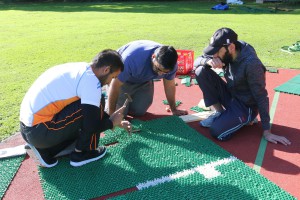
[199,111,222,128]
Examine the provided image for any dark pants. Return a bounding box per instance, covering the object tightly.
[20,100,100,155]
[195,66,258,141]
[116,81,154,116]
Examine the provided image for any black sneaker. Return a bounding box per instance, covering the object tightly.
[70,146,107,167]
[25,143,58,168]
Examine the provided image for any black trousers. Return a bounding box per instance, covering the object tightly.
[195,66,258,141]
[20,100,100,155]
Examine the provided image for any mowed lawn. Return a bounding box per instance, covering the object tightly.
[0,1,299,140]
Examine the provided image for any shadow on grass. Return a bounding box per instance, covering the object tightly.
[0,1,299,15]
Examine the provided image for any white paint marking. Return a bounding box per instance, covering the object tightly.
[0,145,26,159]
[136,156,237,190]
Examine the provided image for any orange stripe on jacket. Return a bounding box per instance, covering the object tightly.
[100,104,104,120]
[32,96,80,126]
[48,109,82,125]
[43,115,83,131]
[94,134,97,150]
[90,134,94,150]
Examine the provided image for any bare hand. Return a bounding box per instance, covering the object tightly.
[119,120,132,135]
[109,106,125,127]
[172,109,188,116]
[207,57,224,69]
[263,130,291,146]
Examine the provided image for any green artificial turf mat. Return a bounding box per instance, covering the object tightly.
[101,123,143,145]
[192,78,198,85]
[190,105,205,113]
[281,41,300,53]
[180,77,191,87]
[177,75,190,79]
[162,100,181,107]
[274,74,300,95]
[38,116,295,200]
[0,155,25,199]
[110,159,295,200]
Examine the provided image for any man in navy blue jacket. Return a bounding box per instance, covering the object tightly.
[194,28,291,145]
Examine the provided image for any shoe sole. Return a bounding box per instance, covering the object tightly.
[25,143,58,168]
[70,148,107,167]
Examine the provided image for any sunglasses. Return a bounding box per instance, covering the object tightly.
[152,58,170,74]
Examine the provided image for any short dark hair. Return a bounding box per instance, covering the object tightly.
[91,49,124,72]
[154,46,178,71]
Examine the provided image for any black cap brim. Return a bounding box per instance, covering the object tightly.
[203,45,222,56]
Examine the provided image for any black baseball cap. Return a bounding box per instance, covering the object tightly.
[203,28,238,56]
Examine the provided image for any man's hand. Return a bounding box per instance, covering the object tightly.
[171,109,188,116]
[109,107,132,135]
[163,79,188,117]
[119,120,132,135]
[263,130,291,146]
[109,106,125,127]
[206,57,224,69]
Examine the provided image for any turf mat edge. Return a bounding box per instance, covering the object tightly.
[0,155,25,199]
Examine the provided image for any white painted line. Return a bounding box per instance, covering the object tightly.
[179,111,214,123]
[0,144,26,159]
[136,156,237,190]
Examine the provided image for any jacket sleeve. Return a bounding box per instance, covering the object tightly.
[81,95,113,135]
[194,55,212,69]
[245,59,270,130]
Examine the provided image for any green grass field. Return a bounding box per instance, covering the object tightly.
[0,1,299,141]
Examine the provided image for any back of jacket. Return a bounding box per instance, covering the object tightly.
[225,41,266,107]
[225,41,270,130]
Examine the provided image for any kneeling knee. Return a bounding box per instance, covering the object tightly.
[209,127,222,140]
[209,127,232,141]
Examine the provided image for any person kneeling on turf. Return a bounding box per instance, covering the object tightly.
[20,49,131,168]
[194,27,291,145]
